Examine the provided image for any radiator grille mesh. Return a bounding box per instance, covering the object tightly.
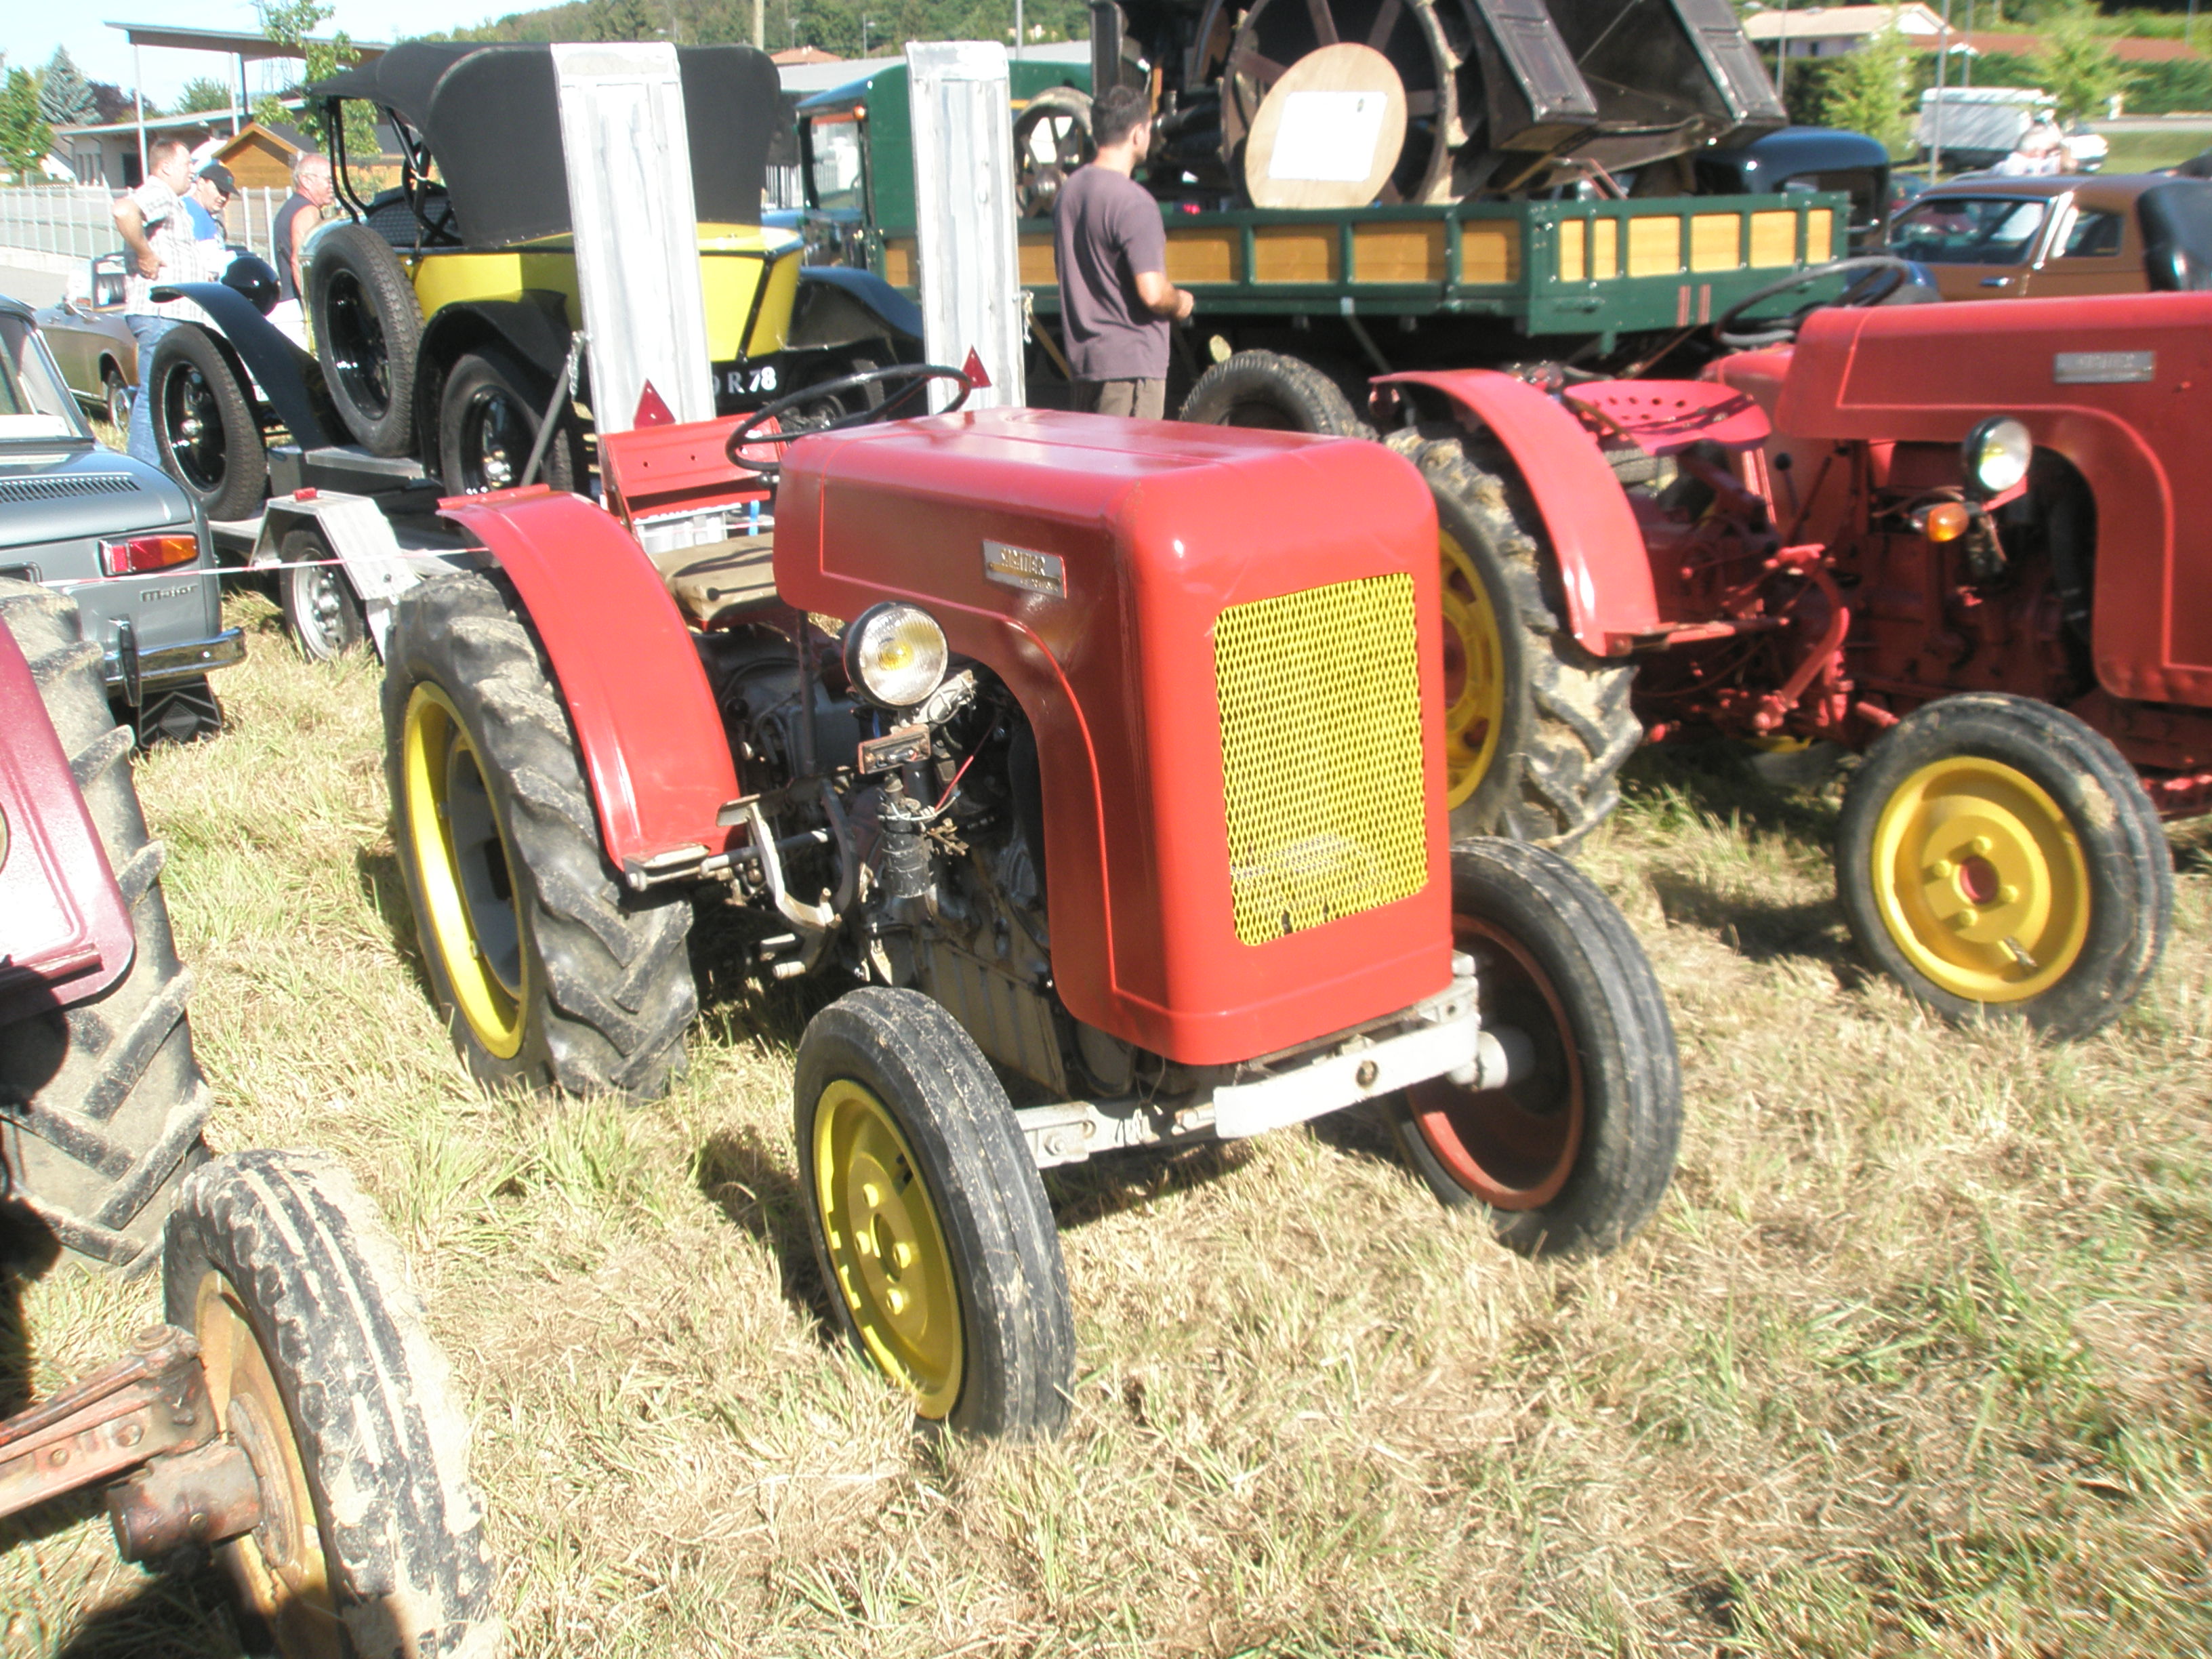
[1214,573,1428,945]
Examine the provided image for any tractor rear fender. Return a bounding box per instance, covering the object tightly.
[435,487,741,880]
[415,295,575,459]
[1372,369,1661,656]
[152,282,336,449]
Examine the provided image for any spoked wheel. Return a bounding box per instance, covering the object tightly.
[436,346,583,495]
[1013,86,1094,216]
[1837,693,2171,1039]
[1389,840,1681,1256]
[147,325,266,523]
[164,1150,499,1656]
[795,988,1074,1439]
[276,527,367,661]
[383,574,694,1096]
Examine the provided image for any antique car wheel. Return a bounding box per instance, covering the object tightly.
[276,527,367,661]
[102,365,131,430]
[165,1150,499,1657]
[308,224,422,457]
[436,347,583,495]
[795,988,1075,1439]
[382,573,693,1096]
[1837,693,2171,1039]
[147,325,266,523]
[0,579,209,1271]
[1012,85,1094,216]
[1389,839,1681,1256]
[1387,426,1642,848]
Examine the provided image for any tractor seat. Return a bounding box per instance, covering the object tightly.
[648,534,779,627]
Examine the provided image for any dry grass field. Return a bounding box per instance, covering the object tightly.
[4,590,2210,1658]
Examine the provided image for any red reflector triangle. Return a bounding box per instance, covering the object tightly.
[633,380,676,428]
[960,347,991,390]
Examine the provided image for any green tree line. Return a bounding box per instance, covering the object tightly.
[443,0,1091,56]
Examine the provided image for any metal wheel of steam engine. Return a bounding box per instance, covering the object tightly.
[1835,693,2171,1040]
[1387,838,1681,1256]
[1014,85,1094,218]
[307,223,424,457]
[0,579,211,1271]
[381,573,695,1097]
[162,1149,500,1657]
[436,346,587,497]
[276,527,368,662]
[795,987,1076,1440]
[146,324,267,524]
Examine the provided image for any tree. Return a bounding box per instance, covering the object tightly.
[176,77,237,115]
[1818,17,1916,156]
[2036,2,2133,123]
[0,64,54,180]
[39,47,98,127]
[255,0,380,162]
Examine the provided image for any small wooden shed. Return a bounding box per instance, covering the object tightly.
[213,123,304,191]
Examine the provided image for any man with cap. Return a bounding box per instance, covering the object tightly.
[186,162,237,275]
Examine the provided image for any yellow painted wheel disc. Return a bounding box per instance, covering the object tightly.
[401,683,527,1058]
[192,1269,343,1658]
[1869,755,2091,1003]
[812,1079,965,1418]
[1439,530,1506,811]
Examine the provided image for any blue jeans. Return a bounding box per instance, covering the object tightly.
[123,315,173,466]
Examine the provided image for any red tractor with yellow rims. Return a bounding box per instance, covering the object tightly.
[378,366,1683,1438]
[1354,285,2198,1038]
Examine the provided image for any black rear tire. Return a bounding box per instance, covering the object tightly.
[164,1149,501,1656]
[1178,348,1370,436]
[1388,838,1681,1257]
[309,222,424,456]
[382,573,695,1097]
[796,987,1075,1439]
[436,346,584,496]
[1835,693,2170,1039]
[148,325,266,523]
[0,579,210,1273]
[276,527,367,661]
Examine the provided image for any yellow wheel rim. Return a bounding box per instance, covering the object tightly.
[1869,756,2091,1003]
[192,1269,343,1658]
[1439,531,1506,811]
[812,1079,965,1418]
[401,683,527,1058]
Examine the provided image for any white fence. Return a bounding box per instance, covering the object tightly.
[0,186,297,272]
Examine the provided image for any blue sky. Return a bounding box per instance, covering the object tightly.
[5,2,516,110]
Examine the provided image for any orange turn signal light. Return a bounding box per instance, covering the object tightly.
[1923,501,1971,543]
[99,533,199,576]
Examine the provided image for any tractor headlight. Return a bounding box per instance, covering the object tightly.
[844,603,949,709]
[1963,417,2032,497]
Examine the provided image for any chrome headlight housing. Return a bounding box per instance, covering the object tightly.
[843,602,949,709]
[1963,416,2032,497]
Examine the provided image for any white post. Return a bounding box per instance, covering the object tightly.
[134,44,148,182]
[907,41,1025,412]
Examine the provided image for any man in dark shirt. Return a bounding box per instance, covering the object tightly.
[1052,85,1193,418]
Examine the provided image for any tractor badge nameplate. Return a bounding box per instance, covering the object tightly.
[983,541,1065,598]
[2053,350,2155,384]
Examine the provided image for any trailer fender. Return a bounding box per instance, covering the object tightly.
[415,295,576,459]
[1374,369,1660,657]
[153,281,336,449]
[436,487,741,879]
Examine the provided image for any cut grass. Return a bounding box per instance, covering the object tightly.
[4,594,2209,1657]
[2096,128,2211,173]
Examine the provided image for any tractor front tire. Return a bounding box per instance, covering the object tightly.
[309,222,424,456]
[164,1150,501,1657]
[147,325,266,523]
[1389,838,1681,1257]
[1178,348,1370,436]
[0,579,209,1272]
[1836,693,2171,1039]
[1389,426,1642,848]
[382,573,695,1097]
[795,988,1075,1439]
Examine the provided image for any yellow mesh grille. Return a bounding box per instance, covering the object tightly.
[1214,573,1429,945]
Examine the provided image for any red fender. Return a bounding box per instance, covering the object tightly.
[0,617,134,1023]
[1374,369,1660,656]
[437,487,741,878]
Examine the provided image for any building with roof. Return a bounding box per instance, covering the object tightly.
[1742,3,1948,59]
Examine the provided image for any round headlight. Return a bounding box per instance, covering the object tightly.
[1963,416,2032,497]
[844,603,949,709]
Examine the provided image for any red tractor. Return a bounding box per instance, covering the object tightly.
[1,579,497,1654]
[377,367,1683,1438]
[1339,282,2195,1040]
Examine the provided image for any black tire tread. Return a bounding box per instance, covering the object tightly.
[148,325,266,523]
[163,1149,502,1656]
[1389,427,1643,848]
[0,579,209,1273]
[310,222,424,457]
[436,346,583,496]
[381,573,694,1097]
[1178,348,1372,438]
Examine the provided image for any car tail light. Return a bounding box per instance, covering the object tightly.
[100,534,199,576]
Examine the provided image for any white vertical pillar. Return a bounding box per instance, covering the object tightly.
[907,41,1025,412]
[134,44,148,182]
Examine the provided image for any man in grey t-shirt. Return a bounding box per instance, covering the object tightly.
[1052,85,1193,419]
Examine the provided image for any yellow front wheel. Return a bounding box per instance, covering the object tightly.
[1837,694,2171,1039]
[795,988,1074,1439]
